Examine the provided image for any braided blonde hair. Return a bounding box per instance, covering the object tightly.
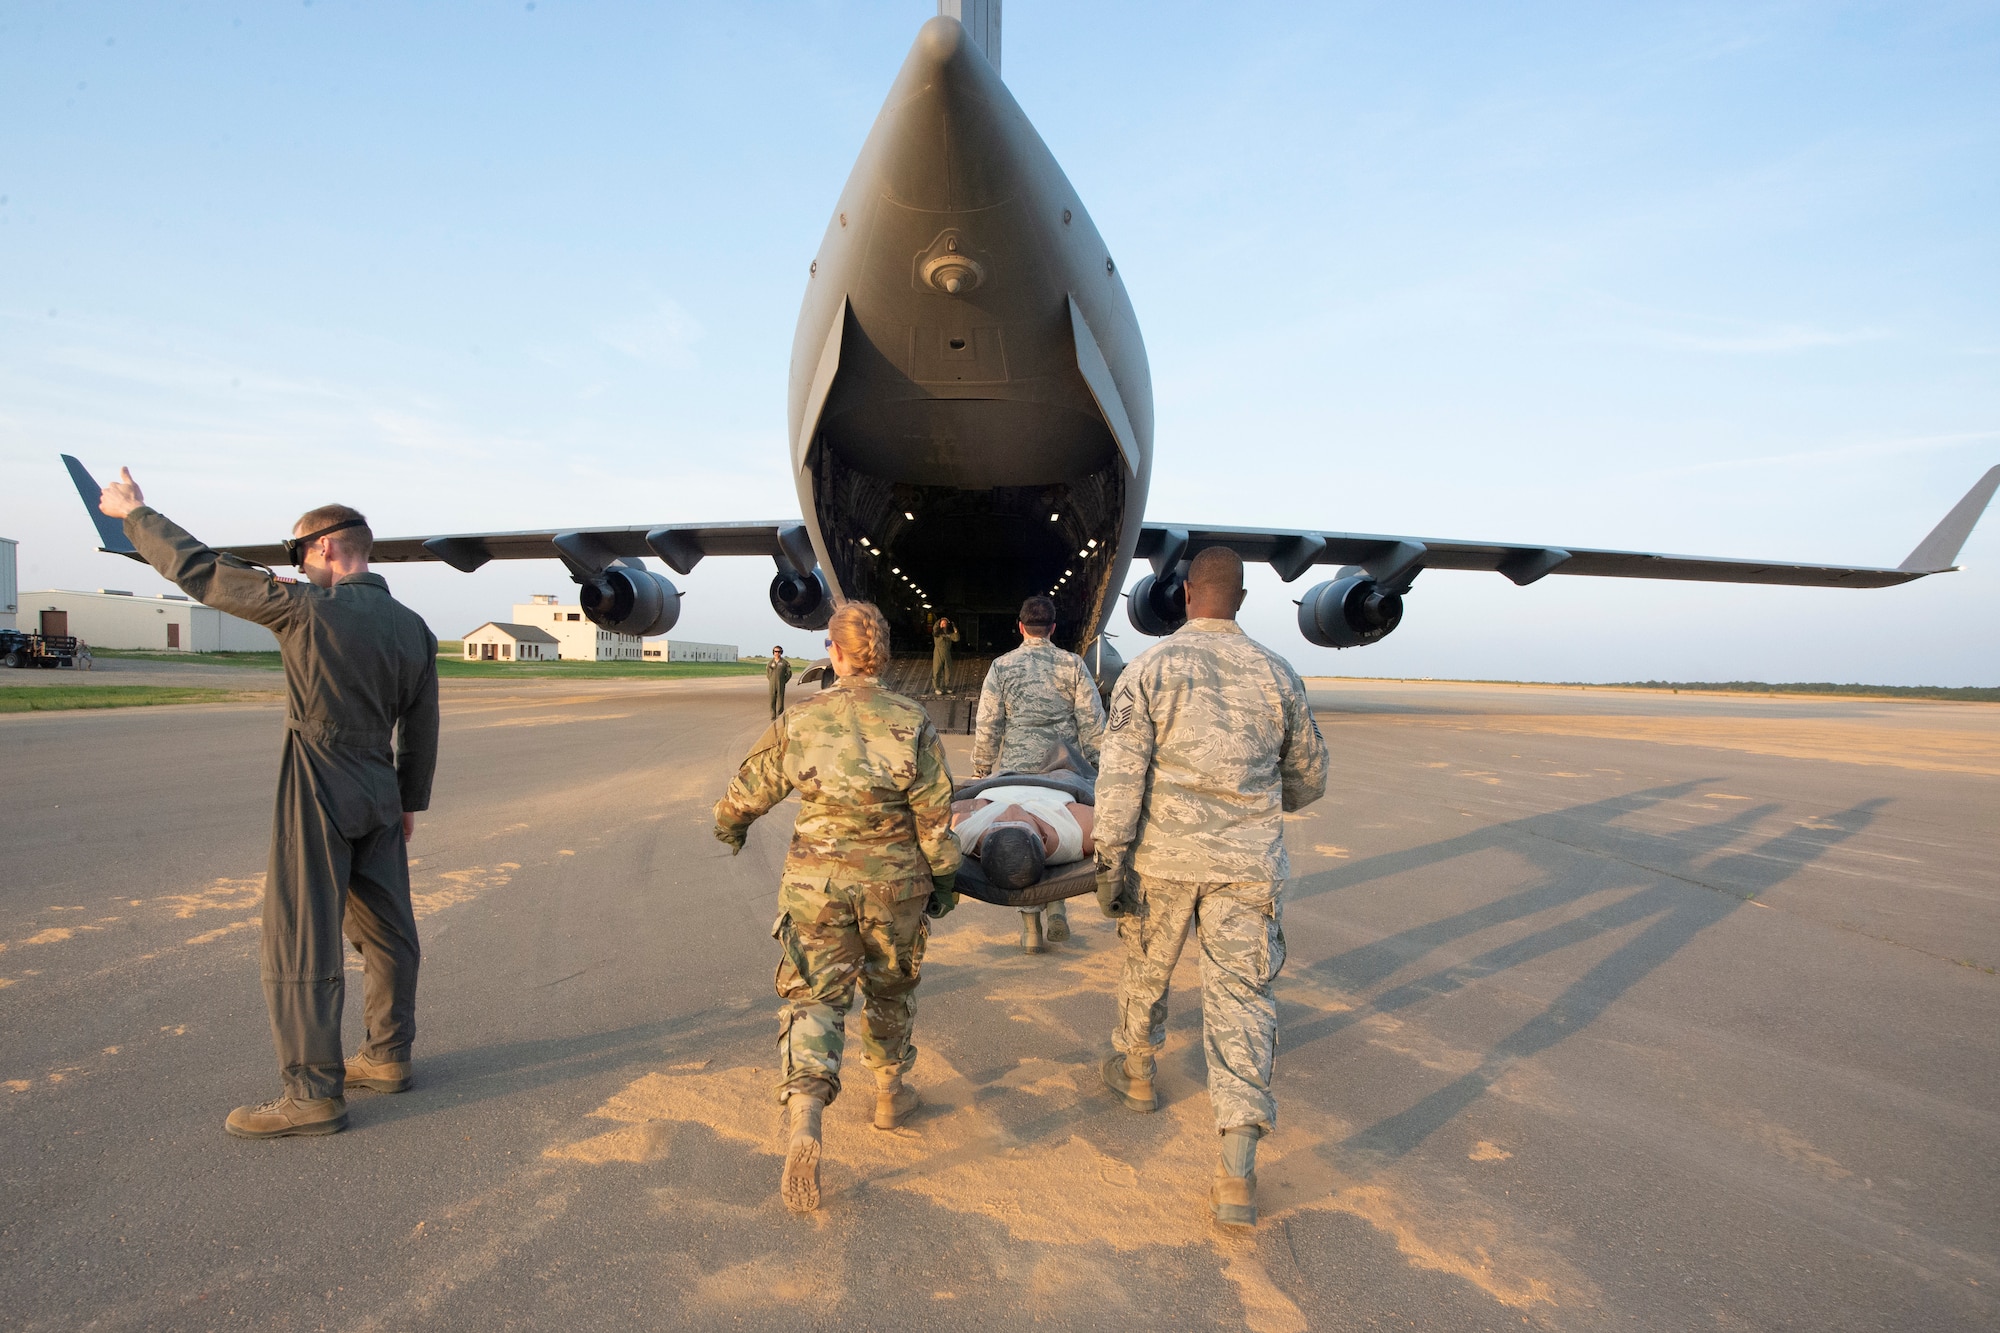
[827,601,891,676]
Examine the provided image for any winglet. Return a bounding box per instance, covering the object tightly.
[1899,465,2000,572]
[59,455,143,559]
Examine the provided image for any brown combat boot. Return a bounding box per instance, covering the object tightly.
[1043,900,1071,943]
[1100,1051,1158,1112]
[781,1093,825,1213]
[1210,1126,1261,1228]
[872,1067,919,1131]
[344,1051,412,1093]
[224,1094,348,1140]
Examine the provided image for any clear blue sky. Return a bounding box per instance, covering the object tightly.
[3,1,1995,683]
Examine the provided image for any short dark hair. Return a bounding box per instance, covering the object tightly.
[981,825,1047,891]
[292,504,372,559]
[1018,595,1056,629]
[1186,546,1244,596]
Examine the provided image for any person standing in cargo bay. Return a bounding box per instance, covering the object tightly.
[1092,547,1328,1230]
[929,615,959,693]
[713,601,962,1214]
[97,469,439,1140]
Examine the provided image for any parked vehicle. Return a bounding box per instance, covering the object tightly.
[0,630,90,670]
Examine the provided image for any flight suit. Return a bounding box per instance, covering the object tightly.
[1094,619,1328,1132]
[123,507,440,1102]
[971,636,1106,778]
[713,675,962,1105]
[766,655,792,718]
[930,622,959,693]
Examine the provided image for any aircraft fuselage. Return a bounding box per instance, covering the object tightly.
[787,17,1152,657]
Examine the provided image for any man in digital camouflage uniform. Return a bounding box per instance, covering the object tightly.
[972,594,1106,950]
[98,469,439,1140]
[1093,546,1329,1228]
[713,616,961,1210]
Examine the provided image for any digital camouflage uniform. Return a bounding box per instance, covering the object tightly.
[1094,618,1328,1132]
[123,507,440,1101]
[930,622,959,693]
[714,675,962,1105]
[766,655,792,719]
[971,637,1106,778]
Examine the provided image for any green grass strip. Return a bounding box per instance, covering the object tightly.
[434,659,767,680]
[0,686,251,713]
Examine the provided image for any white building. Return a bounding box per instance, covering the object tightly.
[462,622,560,662]
[0,538,16,631]
[642,639,739,663]
[510,594,643,662]
[19,588,280,652]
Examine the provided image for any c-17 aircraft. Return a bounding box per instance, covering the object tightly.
[64,2,2000,686]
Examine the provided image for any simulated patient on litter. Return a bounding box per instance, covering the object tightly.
[950,785,1094,894]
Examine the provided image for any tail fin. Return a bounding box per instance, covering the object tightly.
[1900,465,2000,572]
[59,455,143,559]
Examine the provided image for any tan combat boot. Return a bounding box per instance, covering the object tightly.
[1043,900,1071,943]
[1210,1127,1260,1229]
[781,1093,825,1213]
[1100,1050,1158,1112]
[873,1067,919,1131]
[345,1051,412,1093]
[224,1094,348,1140]
[1019,909,1045,953]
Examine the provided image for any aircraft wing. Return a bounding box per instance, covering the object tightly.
[1140,464,2000,591]
[213,521,800,577]
[58,455,809,576]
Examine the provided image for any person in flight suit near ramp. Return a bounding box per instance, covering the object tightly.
[766,645,792,719]
[971,594,1106,950]
[1092,547,1329,1229]
[97,470,439,1140]
[713,601,962,1213]
[929,615,959,694]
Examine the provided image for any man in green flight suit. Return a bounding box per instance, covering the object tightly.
[98,469,440,1140]
[766,644,792,718]
[930,616,959,694]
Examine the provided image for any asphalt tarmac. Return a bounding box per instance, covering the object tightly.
[1,675,1994,1331]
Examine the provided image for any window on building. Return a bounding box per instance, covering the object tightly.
[567,613,580,621]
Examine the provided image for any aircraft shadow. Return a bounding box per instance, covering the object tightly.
[1282,782,1887,1166]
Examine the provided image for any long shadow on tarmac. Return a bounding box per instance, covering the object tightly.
[1284,780,1888,1165]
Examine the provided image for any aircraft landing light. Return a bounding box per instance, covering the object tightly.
[904,511,915,520]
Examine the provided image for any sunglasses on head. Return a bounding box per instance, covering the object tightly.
[283,517,367,568]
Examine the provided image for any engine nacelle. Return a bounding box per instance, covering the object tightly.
[770,568,833,631]
[1298,575,1403,648]
[580,564,681,638]
[1126,573,1186,637]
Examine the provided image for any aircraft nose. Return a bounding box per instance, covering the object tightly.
[915,15,971,68]
[876,16,1013,213]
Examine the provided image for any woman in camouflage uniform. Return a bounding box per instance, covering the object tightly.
[713,601,963,1213]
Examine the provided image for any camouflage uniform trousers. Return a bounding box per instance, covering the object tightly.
[1112,875,1286,1132]
[772,872,930,1105]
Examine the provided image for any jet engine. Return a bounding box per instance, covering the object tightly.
[770,567,833,631]
[1298,574,1404,648]
[580,561,681,638]
[1125,573,1186,637]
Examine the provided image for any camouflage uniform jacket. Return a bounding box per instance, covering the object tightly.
[1095,619,1329,882]
[714,674,963,897]
[971,638,1106,777]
